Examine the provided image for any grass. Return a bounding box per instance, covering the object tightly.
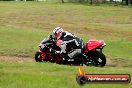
[0,1,132,88]
[0,61,132,88]
[0,25,48,57]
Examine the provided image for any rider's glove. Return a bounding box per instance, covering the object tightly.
[55,51,60,54]
[49,48,60,54]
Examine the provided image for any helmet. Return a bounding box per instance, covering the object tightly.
[53,27,63,39]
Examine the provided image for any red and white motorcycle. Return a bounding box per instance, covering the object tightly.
[35,35,106,67]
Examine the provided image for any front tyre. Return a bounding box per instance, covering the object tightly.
[35,52,43,62]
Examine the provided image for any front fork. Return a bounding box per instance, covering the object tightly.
[37,50,46,61]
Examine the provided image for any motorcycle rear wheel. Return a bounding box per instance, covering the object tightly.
[84,51,106,67]
[94,51,106,67]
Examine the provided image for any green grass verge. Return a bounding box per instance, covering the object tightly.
[0,61,132,88]
[0,25,49,57]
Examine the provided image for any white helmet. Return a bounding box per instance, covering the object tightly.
[53,27,63,39]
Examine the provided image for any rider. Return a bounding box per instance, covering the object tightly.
[51,27,85,60]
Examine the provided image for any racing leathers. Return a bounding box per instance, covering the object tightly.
[56,31,85,60]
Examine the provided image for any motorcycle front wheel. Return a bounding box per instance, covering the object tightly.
[35,52,43,62]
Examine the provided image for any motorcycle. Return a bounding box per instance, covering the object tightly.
[35,35,106,67]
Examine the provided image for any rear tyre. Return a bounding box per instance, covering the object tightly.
[94,51,106,67]
[35,52,43,62]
